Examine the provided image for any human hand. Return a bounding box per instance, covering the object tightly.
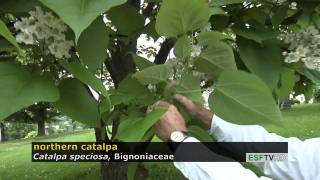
[174,94,213,129]
[153,101,188,141]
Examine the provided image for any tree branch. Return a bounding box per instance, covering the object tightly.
[154,39,174,64]
[143,2,156,18]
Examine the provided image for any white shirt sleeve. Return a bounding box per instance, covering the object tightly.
[174,137,272,180]
[209,115,320,180]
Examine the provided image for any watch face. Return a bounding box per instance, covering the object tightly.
[170,131,185,142]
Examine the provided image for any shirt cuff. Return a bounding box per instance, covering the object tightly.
[209,115,232,141]
[183,137,200,142]
[210,115,225,132]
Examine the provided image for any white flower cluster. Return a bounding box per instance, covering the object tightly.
[272,0,297,10]
[282,26,320,71]
[191,23,212,57]
[14,6,74,59]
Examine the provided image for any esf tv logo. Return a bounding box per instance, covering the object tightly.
[246,153,288,162]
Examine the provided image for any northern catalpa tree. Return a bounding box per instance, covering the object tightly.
[0,0,319,179]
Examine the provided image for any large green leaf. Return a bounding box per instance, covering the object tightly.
[196,31,229,47]
[301,68,320,84]
[0,0,39,13]
[0,62,59,121]
[174,35,191,59]
[174,74,204,103]
[194,42,237,79]
[0,20,20,51]
[116,109,167,142]
[232,22,276,44]
[155,0,210,37]
[132,54,154,70]
[108,4,145,36]
[60,61,108,97]
[276,67,295,101]
[209,71,282,125]
[237,37,281,89]
[271,6,288,27]
[188,126,213,142]
[118,76,152,98]
[133,64,173,85]
[53,79,100,127]
[39,0,126,42]
[77,17,109,71]
[211,0,257,6]
[127,162,139,180]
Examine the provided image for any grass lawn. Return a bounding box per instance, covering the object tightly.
[0,104,319,180]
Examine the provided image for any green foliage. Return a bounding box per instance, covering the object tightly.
[116,109,167,142]
[271,6,288,28]
[194,42,237,79]
[117,76,153,100]
[0,0,40,13]
[39,0,126,42]
[1,0,320,178]
[60,61,108,97]
[132,54,155,70]
[188,126,213,142]
[277,68,296,101]
[77,17,109,71]
[0,20,20,51]
[0,62,59,121]
[108,4,145,36]
[237,37,282,89]
[134,64,173,84]
[210,71,282,125]
[211,0,257,6]
[174,35,191,59]
[233,21,276,44]
[127,162,139,180]
[155,0,211,37]
[53,79,100,127]
[173,74,204,103]
[196,31,229,47]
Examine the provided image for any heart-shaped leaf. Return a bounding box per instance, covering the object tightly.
[209,70,282,125]
[0,62,59,121]
[39,0,126,42]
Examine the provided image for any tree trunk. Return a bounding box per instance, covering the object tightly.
[37,104,47,136]
[37,119,46,136]
[0,122,6,142]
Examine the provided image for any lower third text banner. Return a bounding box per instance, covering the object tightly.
[31,142,288,162]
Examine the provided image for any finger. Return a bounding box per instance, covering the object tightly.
[165,80,178,91]
[174,94,194,108]
[157,101,171,108]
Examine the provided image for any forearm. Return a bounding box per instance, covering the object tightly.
[209,115,288,142]
[173,137,271,180]
[208,115,320,180]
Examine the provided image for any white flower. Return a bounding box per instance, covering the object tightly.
[191,45,202,57]
[48,40,74,59]
[14,6,74,59]
[289,2,297,10]
[14,17,31,31]
[16,32,34,45]
[285,52,300,63]
[304,58,316,69]
[29,6,44,20]
[281,25,320,71]
[296,46,309,57]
